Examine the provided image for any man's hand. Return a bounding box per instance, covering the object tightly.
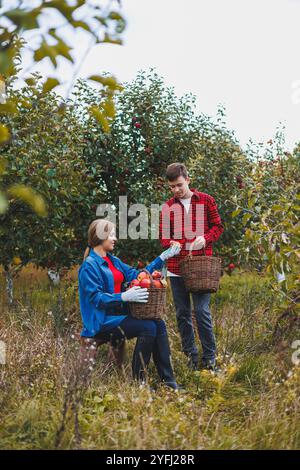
[189,235,206,251]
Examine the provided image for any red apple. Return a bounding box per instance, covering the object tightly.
[152,280,163,288]
[134,122,141,129]
[137,272,149,282]
[228,263,235,270]
[130,279,140,288]
[152,270,162,280]
[139,278,151,288]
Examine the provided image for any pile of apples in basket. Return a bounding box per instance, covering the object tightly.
[127,269,167,319]
[129,270,167,289]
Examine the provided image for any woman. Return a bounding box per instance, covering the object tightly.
[78,219,182,390]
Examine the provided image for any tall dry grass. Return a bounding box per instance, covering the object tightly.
[0,266,299,449]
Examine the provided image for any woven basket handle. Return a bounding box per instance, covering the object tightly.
[138,268,154,287]
[187,241,196,259]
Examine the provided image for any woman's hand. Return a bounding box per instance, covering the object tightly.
[121,286,149,303]
[159,243,182,261]
[170,240,182,249]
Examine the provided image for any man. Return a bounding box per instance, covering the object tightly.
[159,163,224,371]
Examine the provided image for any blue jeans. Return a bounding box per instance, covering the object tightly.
[93,315,178,388]
[93,315,167,347]
[170,276,216,363]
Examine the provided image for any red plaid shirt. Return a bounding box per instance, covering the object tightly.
[159,188,224,275]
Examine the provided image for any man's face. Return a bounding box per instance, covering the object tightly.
[168,175,190,199]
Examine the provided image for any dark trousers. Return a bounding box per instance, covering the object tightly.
[93,315,167,346]
[170,276,216,363]
[93,315,177,388]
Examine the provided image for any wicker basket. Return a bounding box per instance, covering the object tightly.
[128,269,167,320]
[180,254,222,293]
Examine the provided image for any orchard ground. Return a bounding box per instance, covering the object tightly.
[0,265,299,450]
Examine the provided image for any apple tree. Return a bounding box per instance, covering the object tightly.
[0,76,104,303]
[73,70,243,266]
[0,0,126,212]
[230,138,300,330]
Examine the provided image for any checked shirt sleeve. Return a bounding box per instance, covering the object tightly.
[159,203,173,249]
[203,196,224,244]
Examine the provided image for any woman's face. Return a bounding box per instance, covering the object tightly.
[101,227,117,252]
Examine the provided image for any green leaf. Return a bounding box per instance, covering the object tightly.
[88,75,123,91]
[0,100,17,114]
[0,158,7,174]
[34,41,58,67]
[0,191,8,214]
[7,185,47,217]
[42,77,60,93]
[89,106,110,133]
[101,98,115,118]
[0,124,10,143]
[231,208,241,218]
[25,78,36,86]
[242,213,252,225]
[71,20,92,33]
[56,39,73,62]
[248,196,256,209]
[271,205,284,212]
[244,228,253,240]
[108,12,124,21]
[5,8,40,30]
[43,1,71,20]
[102,33,122,46]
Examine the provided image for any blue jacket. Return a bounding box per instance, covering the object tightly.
[78,248,164,337]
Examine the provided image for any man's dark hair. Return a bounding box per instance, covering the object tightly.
[166,163,188,181]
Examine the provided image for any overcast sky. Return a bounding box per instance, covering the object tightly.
[19,0,300,151]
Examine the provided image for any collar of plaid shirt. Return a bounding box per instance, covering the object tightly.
[172,188,200,204]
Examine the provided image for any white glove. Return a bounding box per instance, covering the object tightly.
[121,286,149,303]
[160,243,181,261]
[188,236,206,251]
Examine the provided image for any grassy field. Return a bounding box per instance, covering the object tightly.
[0,266,299,450]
